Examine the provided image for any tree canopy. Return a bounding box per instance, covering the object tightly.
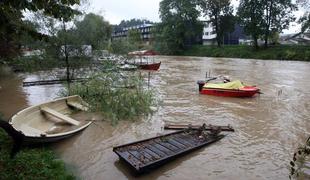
[0,0,81,59]
[237,0,264,48]
[297,0,310,33]
[156,0,203,54]
[261,0,296,47]
[201,0,235,47]
[74,13,112,49]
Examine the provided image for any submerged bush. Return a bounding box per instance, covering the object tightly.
[289,137,310,179]
[59,68,157,125]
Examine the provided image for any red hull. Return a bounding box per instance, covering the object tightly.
[199,86,259,97]
[138,62,161,70]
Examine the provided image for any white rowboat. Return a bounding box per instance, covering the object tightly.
[7,95,92,143]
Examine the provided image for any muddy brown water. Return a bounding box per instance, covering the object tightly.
[1,57,310,179]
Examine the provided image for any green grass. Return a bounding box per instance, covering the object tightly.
[0,127,74,180]
[183,45,310,61]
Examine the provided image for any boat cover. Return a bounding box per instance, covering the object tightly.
[203,80,244,89]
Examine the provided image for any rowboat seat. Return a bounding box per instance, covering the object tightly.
[66,101,88,111]
[20,124,45,136]
[40,107,80,126]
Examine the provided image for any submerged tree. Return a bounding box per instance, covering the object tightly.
[200,0,235,47]
[289,136,310,179]
[156,0,203,54]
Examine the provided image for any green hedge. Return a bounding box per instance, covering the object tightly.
[183,45,310,61]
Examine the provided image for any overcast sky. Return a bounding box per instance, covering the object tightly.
[89,0,302,34]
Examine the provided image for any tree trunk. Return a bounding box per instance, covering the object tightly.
[253,35,258,49]
[62,20,71,90]
[264,0,272,48]
[215,13,221,47]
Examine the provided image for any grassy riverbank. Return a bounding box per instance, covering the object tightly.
[0,128,74,179]
[183,45,310,61]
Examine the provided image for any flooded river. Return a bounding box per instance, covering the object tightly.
[1,57,310,179]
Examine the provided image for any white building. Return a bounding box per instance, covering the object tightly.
[202,21,217,45]
[112,23,154,45]
[201,21,249,45]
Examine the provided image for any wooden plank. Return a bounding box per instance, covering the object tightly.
[176,134,200,145]
[154,139,180,152]
[134,150,154,162]
[116,150,143,169]
[143,143,167,158]
[152,143,174,156]
[41,107,80,126]
[164,124,234,132]
[165,139,188,149]
[138,146,161,160]
[128,150,151,165]
[20,124,45,135]
[67,101,88,111]
[23,78,88,87]
[172,136,193,147]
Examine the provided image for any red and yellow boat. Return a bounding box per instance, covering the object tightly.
[197,80,260,97]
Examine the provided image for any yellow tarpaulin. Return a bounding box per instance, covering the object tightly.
[203,80,244,89]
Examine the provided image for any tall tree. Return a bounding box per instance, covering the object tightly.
[156,0,203,54]
[237,0,264,48]
[201,0,235,47]
[74,13,112,50]
[261,0,296,47]
[297,0,310,33]
[0,0,81,60]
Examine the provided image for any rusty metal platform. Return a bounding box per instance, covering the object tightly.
[113,129,225,173]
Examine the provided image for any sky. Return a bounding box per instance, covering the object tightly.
[89,0,161,24]
[89,0,303,34]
